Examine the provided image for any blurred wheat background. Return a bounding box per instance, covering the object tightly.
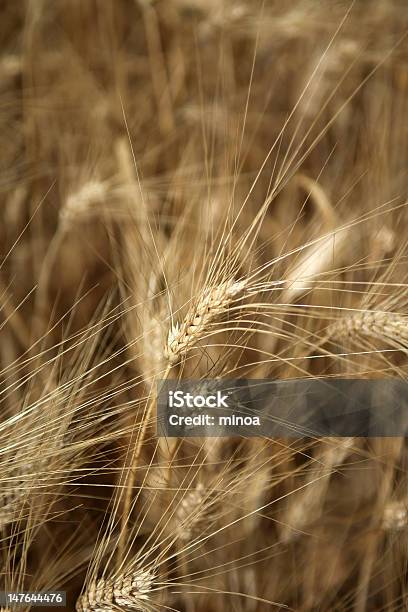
[1,1,408,610]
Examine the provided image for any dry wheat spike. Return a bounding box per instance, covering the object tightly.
[331,311,408,348]
[165,279,246,365]
[76,569,154,612]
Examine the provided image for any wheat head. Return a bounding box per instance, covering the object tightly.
[76,569,154,612]
[165,279,246,365]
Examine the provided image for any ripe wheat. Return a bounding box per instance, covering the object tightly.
[76,569,154,612]
[165,279,247,365]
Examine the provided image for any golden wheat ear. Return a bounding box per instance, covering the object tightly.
[332,310,408,350]
[279,438,355,544]
[382,500,408,532]
[165,279,247,365]
[76,568,155,612]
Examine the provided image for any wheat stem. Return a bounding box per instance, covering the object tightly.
[118,363,171,565]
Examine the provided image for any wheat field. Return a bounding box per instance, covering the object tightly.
[1,1,408,610]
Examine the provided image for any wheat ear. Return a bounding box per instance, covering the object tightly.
[282,227,351,302]
[332,311,408,348]
[174,483,208,543]
[382,500,408,531]
[33,180,108,343]
[165,279,246,365]
[76,568,154,612]
[59,180,107,230]
[280,438,354,544]
[1,473,26,531]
